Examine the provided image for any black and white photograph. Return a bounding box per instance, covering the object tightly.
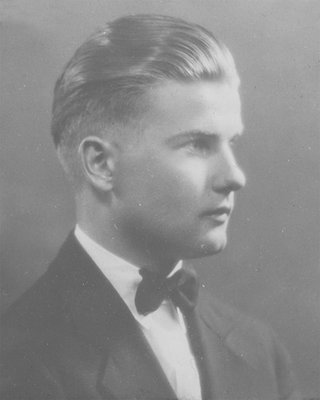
[1,1,319,399]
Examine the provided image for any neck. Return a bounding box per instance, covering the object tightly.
[76,220,178,275]
[76,194,179,274]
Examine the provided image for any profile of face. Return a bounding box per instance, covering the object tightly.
[111,80,246,263]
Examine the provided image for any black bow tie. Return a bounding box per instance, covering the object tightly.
[135,267,199,316]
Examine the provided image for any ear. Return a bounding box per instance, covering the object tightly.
[78,136,116,192]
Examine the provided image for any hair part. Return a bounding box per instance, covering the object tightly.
[52,14,240,182]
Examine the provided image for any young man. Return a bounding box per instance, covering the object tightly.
[1,14,300,400]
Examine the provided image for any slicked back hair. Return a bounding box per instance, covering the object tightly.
[51,14,240,180]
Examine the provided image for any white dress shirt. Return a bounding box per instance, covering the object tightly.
[74,225,202,400]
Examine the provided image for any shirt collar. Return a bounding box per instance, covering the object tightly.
[74,225,183,329]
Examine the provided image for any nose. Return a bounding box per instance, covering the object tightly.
[228,162,246,191]
[212,149,246,193]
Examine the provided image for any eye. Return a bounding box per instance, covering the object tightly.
[185,137,210,155]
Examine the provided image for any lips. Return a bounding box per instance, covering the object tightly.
[201,206,232,223]
[202,206,232,217]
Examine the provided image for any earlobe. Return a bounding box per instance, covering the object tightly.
[78,136,116,192]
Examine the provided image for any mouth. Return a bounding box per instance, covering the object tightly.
[201,206,232,224]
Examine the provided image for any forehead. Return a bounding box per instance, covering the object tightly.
[143,80,243,140]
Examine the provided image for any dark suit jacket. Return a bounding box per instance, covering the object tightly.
[1,233,300,400]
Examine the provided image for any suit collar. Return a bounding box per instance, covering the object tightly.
[74,225,184,332]
[49,233,177,400]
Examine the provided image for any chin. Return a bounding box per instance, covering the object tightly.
[206,241,227,255]
[200,232,228,256]
[184,238,227,260]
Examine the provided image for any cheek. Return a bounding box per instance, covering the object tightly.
[174,160,208,195]
[116,152,209,216]
[145,159,209,212]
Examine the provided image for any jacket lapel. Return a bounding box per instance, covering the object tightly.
[184,309,216,400]
[195,292,276,399]
[50,234,177,400]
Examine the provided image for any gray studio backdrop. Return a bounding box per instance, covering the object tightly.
[1,0,319,397]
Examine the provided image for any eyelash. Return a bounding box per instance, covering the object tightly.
[186,138,210,155]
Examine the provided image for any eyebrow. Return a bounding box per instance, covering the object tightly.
[165,129,243,146]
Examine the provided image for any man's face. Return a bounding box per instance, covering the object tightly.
[112,81,246,263]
